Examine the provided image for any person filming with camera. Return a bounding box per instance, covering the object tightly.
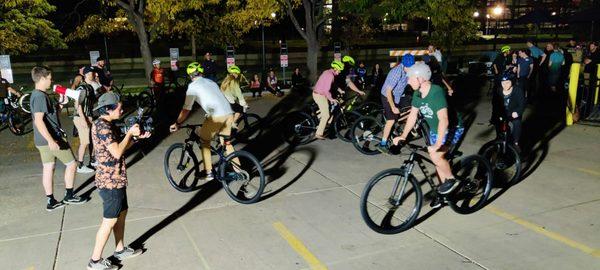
[87,92,150,270]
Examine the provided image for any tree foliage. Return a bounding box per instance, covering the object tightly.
[0,0,66,54]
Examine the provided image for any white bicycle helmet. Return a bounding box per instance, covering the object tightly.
[406,61,432,81]
[152,58,161,65]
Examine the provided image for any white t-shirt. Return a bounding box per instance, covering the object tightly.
[183,77,233,117]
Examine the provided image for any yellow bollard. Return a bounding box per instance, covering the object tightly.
[567,63,580,126]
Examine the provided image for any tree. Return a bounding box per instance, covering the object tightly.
[0,0,66,55]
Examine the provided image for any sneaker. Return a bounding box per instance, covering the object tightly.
[90,160,99,168]
[87,258,117,270]
[437,179,460,195]
[376,143,390,154]
[63,195,86,205]
[77,164,95,174]
[113,246,142,261]
[204,172,214,181]
[46,199,65,212]
[429,196,444,209]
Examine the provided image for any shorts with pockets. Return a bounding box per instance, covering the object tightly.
[73,116,91,145]
[98,188,128,219]
[36,145,75,165]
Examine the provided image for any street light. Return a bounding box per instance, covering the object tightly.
[473,11,480,18]
[427,16,431,37]
[491,5,504,51]
[492,5,503,17]
[271,12,276,18]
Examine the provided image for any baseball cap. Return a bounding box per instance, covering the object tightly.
[93,92,120,111]
[83,66,94,74]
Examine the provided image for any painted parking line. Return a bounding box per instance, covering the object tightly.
[576,167,600,177]
[486,206,600,258]
[272,222,328,270]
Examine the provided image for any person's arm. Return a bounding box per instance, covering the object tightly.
[236,86,248,108]
[493,64,499,75]
[33,112,60,150]
[7,86,21,97]
[517,64,521,78]
[345,78,365,95]
[527,63,533,78]
[433,108,449,149]
[170,93,195,131]
[442,77,454,96]
[398,107,419,140]
[513,88,525,119]
[106,125,139,160]
[70,75,82,90]
[540,53,547,66]
[385,87,399,114]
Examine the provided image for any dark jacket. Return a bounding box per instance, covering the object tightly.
[493,84,525,121]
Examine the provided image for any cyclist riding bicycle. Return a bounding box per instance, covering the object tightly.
[332,56,366,98]
[312,60,345,140]
[377,53,415,154]
[220,65,249,129]
[169,62,236,181]
[391,62,464,198]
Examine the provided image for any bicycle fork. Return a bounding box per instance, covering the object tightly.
[389,161,415,206]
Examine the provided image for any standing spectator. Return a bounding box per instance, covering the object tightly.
[70,67,85,90]
[202,52,217,82]
[566,39,583,64]
[583,42,600,90]
[150,58,165,101]
[87,93,147,270]
[291,67,305,88]
[493,46,511,87]
[30,66,86,211]
[266,70,283,97]
[424,56,454,96]
[94,57,112,90]
[427,44,443,63]
[547,43,565,92]
[526,40,546,95]
[356,62,368,89]
[249,74,262,98]
[527,40,547,65]
[516,49,534,99]
[73,66,98,174]
[371,63,384,89]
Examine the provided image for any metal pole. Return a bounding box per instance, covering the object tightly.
[103,36,110,71]
[261,23,266,79]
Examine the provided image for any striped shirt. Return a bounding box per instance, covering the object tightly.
[380,64,408,104]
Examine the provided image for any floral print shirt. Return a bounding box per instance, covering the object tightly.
[92,118,127,189]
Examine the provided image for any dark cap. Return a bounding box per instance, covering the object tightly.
[96,56,105,62]
[83,66,94,74]
[93,92,120,111]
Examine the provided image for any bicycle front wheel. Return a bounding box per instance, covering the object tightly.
[281,111,316,145]
[18,94,31,113]
[448,155,493,214]
[334,111,363,142]
[8,110,32,135]
[219,150,265,204]
[164,143,203,192]
[360,168,422,234]
[351,116,383,155]
[480,141,521,187]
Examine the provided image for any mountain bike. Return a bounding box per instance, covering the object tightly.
[479,117,521,187]
[1,91,32,135]
[164,124,266,204]
[360,141,493,234]
[232,111,262,143]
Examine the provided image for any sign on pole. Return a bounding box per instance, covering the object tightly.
[280,55,288,68]
[226,45,235,68]
[334,42,342,61]
[0,55,13,83]
[169,48,180,71]
[89,51,100,66]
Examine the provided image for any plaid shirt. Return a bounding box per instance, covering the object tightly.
[381,64,408,104]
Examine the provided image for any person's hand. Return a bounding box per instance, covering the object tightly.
[584,58,591,64]
[512,112,518,118]
[139,132,152,139]
[448,88,454,96]
[359,90,366,96]
[48,140,60,151]
[392,136,406,146]
[428,143,442,153]
[391,106,400,115]
[169,123,179,133]
[129,124,141,137]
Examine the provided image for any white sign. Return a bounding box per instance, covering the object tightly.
[280,55,288,68]
[89,51,100,65]
[169,48,179,60]
[226,57,235,68]
[0,55,13,83]
[170,60,179,71]
[334,53,342,61]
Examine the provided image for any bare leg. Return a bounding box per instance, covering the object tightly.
[78,143,88,164]
[382,120,395,143]
[113,210,128,252]
[91,218,118,261]
[428,148,454,183]
[42,163,55,196]
[64,161,77,189]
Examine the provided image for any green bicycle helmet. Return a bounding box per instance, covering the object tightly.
[331,60,344,71]
[342,55,355,66]
[501,45,511,53]
[186,62,204,76]
[227,65,241,74]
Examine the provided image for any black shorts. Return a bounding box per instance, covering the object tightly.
[381,94,412,120]
[230,103,244,113]
[98,188,128,219]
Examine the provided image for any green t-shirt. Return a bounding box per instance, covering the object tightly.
[412,84,462,131]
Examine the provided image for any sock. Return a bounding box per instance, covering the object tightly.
[380,140,387,146]
[65,188,74,198]
[78,161,84,167]
[47,194,56,203]
[91,258,100,263]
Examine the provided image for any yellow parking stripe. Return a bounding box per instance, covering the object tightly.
[576,167,600,177]
[487,206,600,258]
[273,222,328,270]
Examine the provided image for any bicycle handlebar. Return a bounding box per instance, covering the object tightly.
[180,124,203,129]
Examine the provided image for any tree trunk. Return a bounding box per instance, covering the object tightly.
[191,34,197,60]
[130,13,152,83]
[306,38,319,84]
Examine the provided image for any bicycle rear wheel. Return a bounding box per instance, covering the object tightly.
[351,115,383,155]
[334,111,363,142]
[137,91,155,112]
[18,94,31,113]
[480,141,521,187]
[448,155,493,214]
[219,150,265,204]
[360,168,422,234]
[281,111,316,145]
[164,143,203,192]
[235,113,262,142]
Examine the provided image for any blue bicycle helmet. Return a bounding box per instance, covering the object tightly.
[402,54,415,68]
